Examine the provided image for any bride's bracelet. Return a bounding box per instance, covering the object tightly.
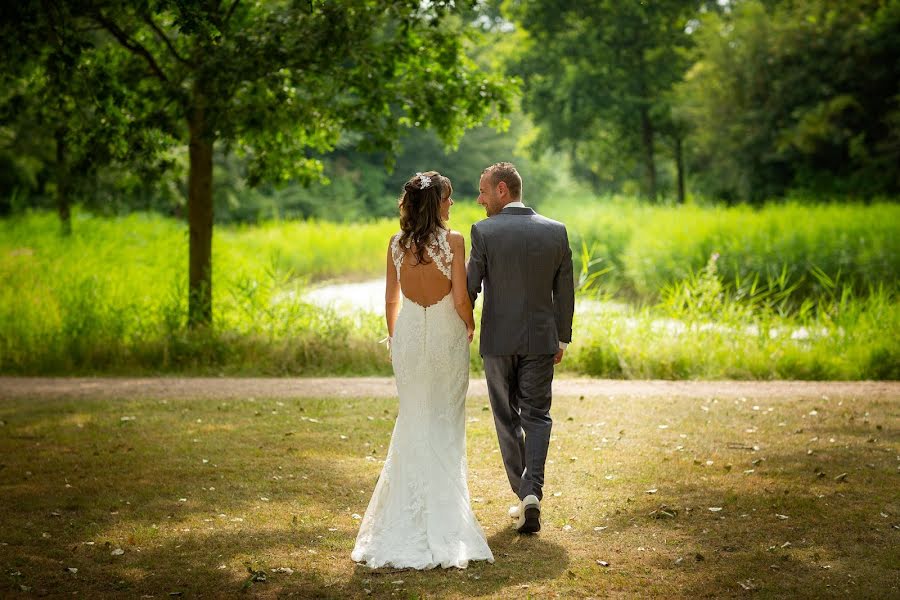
[378,335,392,352]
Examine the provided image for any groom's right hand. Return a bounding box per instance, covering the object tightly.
[554,348,564,365]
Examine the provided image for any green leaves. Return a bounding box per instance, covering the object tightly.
[510,0,698,199]
[4,0,514,197]
[675,0,900,201]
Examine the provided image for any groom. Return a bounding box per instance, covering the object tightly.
[466,162,575,534]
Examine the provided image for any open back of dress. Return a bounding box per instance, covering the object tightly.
[389,230,454,307]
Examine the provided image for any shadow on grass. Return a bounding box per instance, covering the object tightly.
[589,437,899,598]
[1,392,897,597]
[0,395,570,597]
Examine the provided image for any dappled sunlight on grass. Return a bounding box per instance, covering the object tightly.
[1,388,897,597]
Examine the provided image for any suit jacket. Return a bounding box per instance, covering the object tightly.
[467,206,575,356]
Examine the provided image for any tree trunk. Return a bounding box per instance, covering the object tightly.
[675,135,685,204]
[187,100,214,328]
[640,107,657,202]
[55,126,71,236]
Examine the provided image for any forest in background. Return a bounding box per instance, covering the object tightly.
[3,0,898,224]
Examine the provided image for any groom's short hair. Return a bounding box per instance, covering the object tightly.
[483,162,522,200]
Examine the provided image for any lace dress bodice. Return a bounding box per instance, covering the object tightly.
[390,229,454,281]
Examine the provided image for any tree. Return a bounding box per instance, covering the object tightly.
[0,3,138,233]
[508,0,699,200]
[675,0,900,202]
[8,1,512,327]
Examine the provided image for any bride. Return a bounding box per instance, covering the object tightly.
[351,171,494,569]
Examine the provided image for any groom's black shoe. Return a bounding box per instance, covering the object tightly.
[516,495,541,534]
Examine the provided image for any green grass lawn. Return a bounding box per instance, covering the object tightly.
[1,387,897,598]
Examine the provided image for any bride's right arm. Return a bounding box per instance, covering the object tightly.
[449,232,476,341]
[385,240,401,337]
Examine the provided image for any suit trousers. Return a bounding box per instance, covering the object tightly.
[483,354,555,501]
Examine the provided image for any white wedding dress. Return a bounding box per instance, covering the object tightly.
[351,229,494,569]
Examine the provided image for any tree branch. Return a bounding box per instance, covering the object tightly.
[40,0,66,49]
[224,0,240,26]
[93,12,171,85]
[143,13,192,67]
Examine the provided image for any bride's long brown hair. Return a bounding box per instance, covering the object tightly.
[398,171,451,266]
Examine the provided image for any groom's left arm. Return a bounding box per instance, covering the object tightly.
[553,226,575,347]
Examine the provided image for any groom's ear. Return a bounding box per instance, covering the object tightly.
[497,181,508,197]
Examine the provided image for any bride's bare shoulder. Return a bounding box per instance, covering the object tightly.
[447,229,465,246]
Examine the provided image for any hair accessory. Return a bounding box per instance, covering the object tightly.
[415,172,432,189]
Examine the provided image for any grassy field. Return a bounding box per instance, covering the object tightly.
[1,387,897,598]
[540,197,900,303]
[1,202,897,378]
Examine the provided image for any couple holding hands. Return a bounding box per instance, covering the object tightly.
[352,162,575,570]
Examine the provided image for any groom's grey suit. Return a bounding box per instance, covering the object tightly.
[467,206,575,501]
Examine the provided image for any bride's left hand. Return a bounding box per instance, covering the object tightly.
[466,325,475,343]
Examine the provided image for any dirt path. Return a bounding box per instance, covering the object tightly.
[1,376,897,401]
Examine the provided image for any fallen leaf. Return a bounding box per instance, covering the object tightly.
[708,507,723,512]
[111,548,125,556]
[834,472,848,482]
[649,505,677,519]
[727,443,754,450]
[776,514,790,520]
[596,560,610,567]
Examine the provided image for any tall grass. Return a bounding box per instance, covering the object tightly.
[542,197,900,304]
[568,254,899,380]
[1,202,897,378]
[0,211,390,375]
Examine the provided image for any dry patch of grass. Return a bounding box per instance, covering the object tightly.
[0,388,897,598]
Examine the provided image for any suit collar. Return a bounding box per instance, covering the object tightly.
[499,206,536,216]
